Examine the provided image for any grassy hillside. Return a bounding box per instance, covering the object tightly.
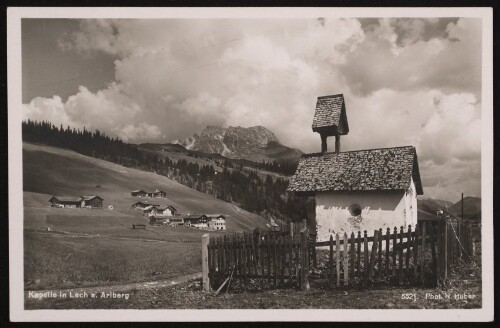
[23,142,269,290]
[417,198,454,215]
[449,197,481,220]
[23,142,269,231]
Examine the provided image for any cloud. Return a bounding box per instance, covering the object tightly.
[23,82,161,142]
[24,17,483,201]
[338,18,481,96]
[117,122,161,142]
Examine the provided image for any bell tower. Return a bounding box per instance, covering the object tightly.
[312,94,349,154]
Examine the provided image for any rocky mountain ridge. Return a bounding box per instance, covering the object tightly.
[174,125,303,163]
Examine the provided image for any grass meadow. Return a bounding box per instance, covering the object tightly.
[25,230,202,290]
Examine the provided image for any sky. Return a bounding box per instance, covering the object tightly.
[21,18,482,202]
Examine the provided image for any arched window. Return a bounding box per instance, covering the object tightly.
[348,204,362,216]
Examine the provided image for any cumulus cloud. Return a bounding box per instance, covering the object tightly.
[24,17,483,200]
[23,82,161,143]
[339,18,481,96]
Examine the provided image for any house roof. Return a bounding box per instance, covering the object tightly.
[131,189,147,193]
[183,214,207,220]
[81,195,103,201]
[312,94,349,134]
[287,146,423,195]
[49,196,82,203]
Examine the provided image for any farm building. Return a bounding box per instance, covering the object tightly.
[143,205,161,216]
[49,196,83,208]
[81,195,104,208]
[169,217,184,227]
[131,201,160,210]
[287,94,423,242]
[149,189,167,198]
[149,216,164,225]
[131,189,148,197]
[158,205,178,217]
[207,215,226,231]
[49,195,104,209]
[184,214,208,229]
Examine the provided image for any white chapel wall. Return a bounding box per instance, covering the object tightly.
[314,189,409,242]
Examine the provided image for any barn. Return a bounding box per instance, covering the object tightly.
[184,214,208,229]
[131,189,148,197]
[131,201,160,210]
[287,94,423,241]
[49,195,104,209]
[49,196,83,208]
[169,217,184,227]
[143,205,160,216]
[149,189,167,198]
[160,205,178,216]
[81,195,104,208]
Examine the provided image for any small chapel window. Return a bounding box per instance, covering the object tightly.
[348,204,362,216]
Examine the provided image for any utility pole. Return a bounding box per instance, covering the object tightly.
[461,192,464,220]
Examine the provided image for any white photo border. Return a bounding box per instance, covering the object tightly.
[8,6,494,322]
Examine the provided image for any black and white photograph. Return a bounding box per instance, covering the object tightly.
[7,7,493,322]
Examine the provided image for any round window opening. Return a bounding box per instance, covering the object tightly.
[348,204,362,216]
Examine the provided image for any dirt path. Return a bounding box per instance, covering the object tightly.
[25,272,202,298]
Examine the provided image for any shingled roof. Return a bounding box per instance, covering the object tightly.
[287,146,423,195]
[312,94,349,134]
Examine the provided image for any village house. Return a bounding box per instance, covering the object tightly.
[148,189,167,198]
[149,216,164,225]
[131,189,167,198]
[81,195,104,208]
[143,205,161,217]
[130,189,148,197]
[169,217,184,227]
[207,215,226,231]
[287,94,423,242]
[159,205,178,217]
[49,195,104,209]
[49,196,84,208]
[183,214,208,229]
[131,201,160,210]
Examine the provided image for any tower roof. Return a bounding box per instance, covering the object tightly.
[312,94,349,135]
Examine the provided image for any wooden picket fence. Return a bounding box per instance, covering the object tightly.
[316,222,438,287]
[201,218,475,291]
[204,225,312,290]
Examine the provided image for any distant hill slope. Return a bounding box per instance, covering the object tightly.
[23,142,269,231]
[449,197,481,219]
[417,197,481,221]
[417,198,454,215]
[174,125,303,163]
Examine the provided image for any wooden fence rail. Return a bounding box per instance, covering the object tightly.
[202,218,475,291]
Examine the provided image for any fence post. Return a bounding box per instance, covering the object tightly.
[398,226,404,284]
[329,234,334,284]
[350,232,355,279]
[420,222,427,285]
[336,233,341,286]
[443,220,448,281]
[367,230,379,281]
[300,230,310,291]
[202,233,211,292]
[343,232,349,285]
[458,218,462,260]
[430,222,438,287]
